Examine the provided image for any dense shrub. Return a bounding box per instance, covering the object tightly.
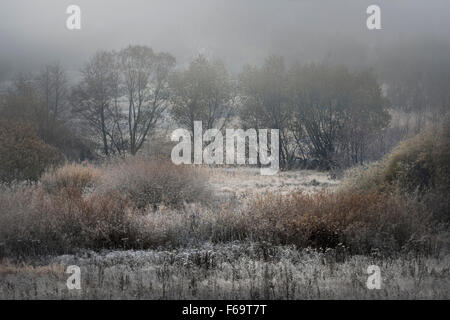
[342,117,450,221]
[234,191,432,254]
[41,163,102,194]
[384,118,450,194]
[344,117,449,194]
[0,121,63,183]
[0,152,444,257]
[0,180,439,257]
[0,158,214,256]
[341,161,387,194]
[0,184,135,256]
[98,158,210,209]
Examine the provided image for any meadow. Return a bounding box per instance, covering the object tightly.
[0,119,449,299]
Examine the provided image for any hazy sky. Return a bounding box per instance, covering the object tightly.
[1,0,450,80]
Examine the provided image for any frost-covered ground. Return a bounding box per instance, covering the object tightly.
[205,167,339,197]
[1,242,449,299]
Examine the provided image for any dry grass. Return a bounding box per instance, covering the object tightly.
[0,259,65,276]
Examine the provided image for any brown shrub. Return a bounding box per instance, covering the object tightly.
[235,191,432,254]
[0,184,437,257]
[0,154,440,258]
[0,183,136,256]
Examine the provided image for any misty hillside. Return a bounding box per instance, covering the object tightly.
[0,1,449,301]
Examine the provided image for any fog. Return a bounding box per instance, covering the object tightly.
[1,0,450,81]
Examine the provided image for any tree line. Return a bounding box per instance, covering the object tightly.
[3,44,447,178]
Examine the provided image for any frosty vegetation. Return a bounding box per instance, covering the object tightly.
[1,40,450,299]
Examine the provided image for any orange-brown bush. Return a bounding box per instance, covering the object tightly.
[234,191,433,254]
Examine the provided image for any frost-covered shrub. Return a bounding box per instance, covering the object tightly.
[41,163,102,194]
[99,158,210,209]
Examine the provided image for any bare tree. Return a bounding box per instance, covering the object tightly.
[0,66,93,160]
[239,56,295,169]
[71,51,119,156]
[170,55,235,135]
[35,63,69,143]
[2,65,70,144]
[289,63,389,168]
[119,45,175,155]
[1,74,40,124]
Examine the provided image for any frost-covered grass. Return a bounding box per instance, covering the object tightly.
[205,167,339,198]
[1,243,449,299]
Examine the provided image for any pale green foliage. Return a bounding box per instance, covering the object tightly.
[341,161,387,194]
